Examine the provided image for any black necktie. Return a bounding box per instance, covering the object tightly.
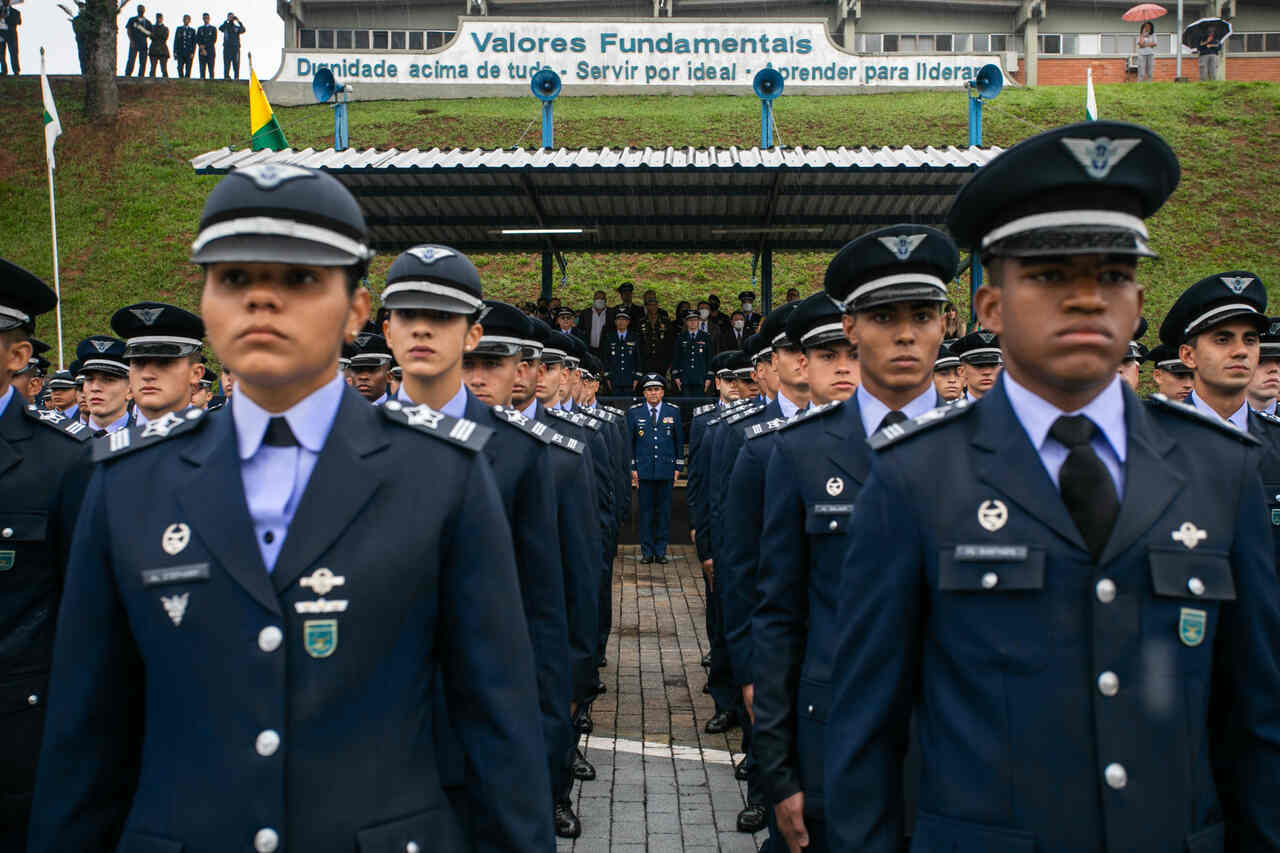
[263,417,298,448]
[651,406,658,422]
[1049,415,1119,562]
[876,410,907,433]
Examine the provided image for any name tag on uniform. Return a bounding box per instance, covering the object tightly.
[141,563,211,586]
[953,544,1029,562]
[814,503,854,514]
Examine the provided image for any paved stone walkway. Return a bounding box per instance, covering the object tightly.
[557,544,765,852]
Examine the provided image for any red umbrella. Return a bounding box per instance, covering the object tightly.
[1122,3,1167,22]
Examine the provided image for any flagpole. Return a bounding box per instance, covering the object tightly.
[41,47,65,371]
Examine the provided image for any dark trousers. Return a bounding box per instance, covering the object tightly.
[705,574,736,712]
[125,42,147,77]
[198,51,214,79]
[148,56,168,77]
[224,48,240,79]
[635,477,672,557]
[177,53,193,78]
[0,30,17,74]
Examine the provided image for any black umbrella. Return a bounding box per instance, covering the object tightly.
[1183,17,1233,50]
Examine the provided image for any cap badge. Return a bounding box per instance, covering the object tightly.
[1060,137,1142,180]
[977,499,1008,532]
[300,567,346,596]
[355,333,371,347]
[130,307,164,326]
[1220,276,1254,295]
[1269,321,1280,336]
[878,233,927,261]
[90,340,112,353]
[235,163,314,190]
[160,592,190,626]
[1171,521,1207,550]
[979,332,995,344]
[162,522,191,556]
[407,245,456,265]
[826,476,844,497]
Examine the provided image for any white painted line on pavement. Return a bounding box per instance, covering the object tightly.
[584,735,744,766]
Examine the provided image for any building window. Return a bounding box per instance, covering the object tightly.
[336,30,353,50]
[860,33,883,52]
[355,30,370,49]
[935,34,953,52]
[990,34,1010,52]
[299,28,316,49]
[883,34,899,52]
[971,34,990,52]
[391,31,406,50]
[372,30,388,49]
[1039,34,1061,54]
[318,29,334,49]
[1268,32,1280,51]
[952,33,969,52]
[409,31,424,51]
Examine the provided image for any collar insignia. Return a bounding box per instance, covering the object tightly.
[1061,137,1142,180]
[877,233,927,261]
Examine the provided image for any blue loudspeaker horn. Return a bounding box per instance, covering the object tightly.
[752,67,784,101]
[312,67,351,152]
[312,66,348,102]
[970,63,1004,101]
[530,68,562,102]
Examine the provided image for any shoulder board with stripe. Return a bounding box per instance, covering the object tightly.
[778,400,845,432]
[491,405,554,445]
[603,406,625,417]
[693,403,717,417]
[548,430,585,454]
[724,402,767,425]
[548,408,602,431]
[381,400,492,451]
[665,402,680,410]
[584,408,617,424]
[24,404,93,443]
[746,417,790,440]
[1146,394,1260,445]
[868,400,975,450]
[91,407,210,462]
[1252,408,1280,428]
[629,402,644,409]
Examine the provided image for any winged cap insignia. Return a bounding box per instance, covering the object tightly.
[979,332,995,344]
[1220,276,1255,295]
[877,233,928,261]
[235,163,313,190]
[355,333,371,347]
[90,340,112,353]
[130,307,165,326]
[1060,137,1142,180]
[407,246,456,265]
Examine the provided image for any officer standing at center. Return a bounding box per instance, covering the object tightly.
[825,121,1280,852]
[628,375,683,564]
[29,164,552,852]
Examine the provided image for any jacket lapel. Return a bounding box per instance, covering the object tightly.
[971,380,1089,553]
[1096,386,1183,565]
[269,390,389,595]
[176,410,281,616]
[825,398,871,484]
[0,399,33,477]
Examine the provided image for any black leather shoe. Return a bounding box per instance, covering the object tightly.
[555,801,582,838]
[704,710,739,734]
[642,555,655,564]
[702,681,711,694]
[656,554,670,564]
[701,653,711,668]
[598,653,607,668]
[734,758,750,781]
[575,713,593,734]
[572,748,596,781]
[737,803,767,833]
[594,680,607,696]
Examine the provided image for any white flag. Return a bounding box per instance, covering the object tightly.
[1085,67,1098,121]
[41,50,62,170]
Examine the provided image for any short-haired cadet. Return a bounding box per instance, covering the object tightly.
[28,165,552,853]
[825,122,1280,852]
[111,301,205,425]
[755,224,955,853]
[1248,317,1280,415]
[74,335,133,435]
[347,329,393,404]
[45,368,78,417]
[933,341,964,402]
[1147,342,1193,401]
[951,328,1002,401]
[0,258,92,850]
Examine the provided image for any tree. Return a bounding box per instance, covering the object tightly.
[57,0,127,119]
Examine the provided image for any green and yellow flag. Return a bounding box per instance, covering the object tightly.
[250,65,289,151]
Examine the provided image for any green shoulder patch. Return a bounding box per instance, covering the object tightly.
[1147,394,1261,446]
[92,407,209,462]
[746,417,790,440]
[23,404,93,443]
[867,400,975,450]
[491,405,554,445]
[380,400,492,452]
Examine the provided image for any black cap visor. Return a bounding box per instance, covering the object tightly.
[124,339,201,359]
[1184,304,1269,339]
[192,233,365,267]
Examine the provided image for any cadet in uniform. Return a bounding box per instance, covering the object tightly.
[110,301,206,425]
[43,369,78,417]
[29,164,552,853]
[13,338,48,403]
[671,308,715,396]
[754,225,956,852]
[605,310,639,394]
[627,375,682,564]
[1248,318,1280,415]
[348,330,393,404]
[825,122,1280,853]
[74,335,133,435]
[951,329,1002,401]
[1147,342,1194,401]
[0,259,92,851]
[933,341,964,402]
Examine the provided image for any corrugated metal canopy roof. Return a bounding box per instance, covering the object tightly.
[190,145,1001,253]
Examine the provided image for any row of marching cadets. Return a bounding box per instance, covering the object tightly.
[1,162,634,852]
[684,119,1280,853]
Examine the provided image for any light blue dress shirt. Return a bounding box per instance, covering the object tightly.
[1188,390,1249,432]
[0,385,13,418]
[396,381,467,418]
[133,409,150,427]
[856,384,938,440]
[1004,372,1127,498]
[777,389,804,420]
[91,410,131,434]
[1254,400,1279,417]
[521,398,539,420]
[234,374,344,573]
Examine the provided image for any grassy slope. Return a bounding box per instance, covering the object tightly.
[0,76,1277,359]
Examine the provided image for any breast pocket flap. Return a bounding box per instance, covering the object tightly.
[939,546,1044,592]
[1149,550,1235,601]
[805,503,854,536]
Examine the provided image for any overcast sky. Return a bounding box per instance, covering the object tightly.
[15,0,286,79]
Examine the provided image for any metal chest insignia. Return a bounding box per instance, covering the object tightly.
[825,477,844,497]
[1271,508,1280,527]
[1179,607,1207,647]
[0,551,13,572]
[304,619,338,658]
[160,593,190,626]
[977,499,1008,532]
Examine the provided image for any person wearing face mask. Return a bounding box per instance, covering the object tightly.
[738,291,762,336]
[726,311,749,349]
[578,290,613,359]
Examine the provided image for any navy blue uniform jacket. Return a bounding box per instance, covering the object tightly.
[627,401,684,481]
[825,380,1280,853]
[28,390,553,853]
